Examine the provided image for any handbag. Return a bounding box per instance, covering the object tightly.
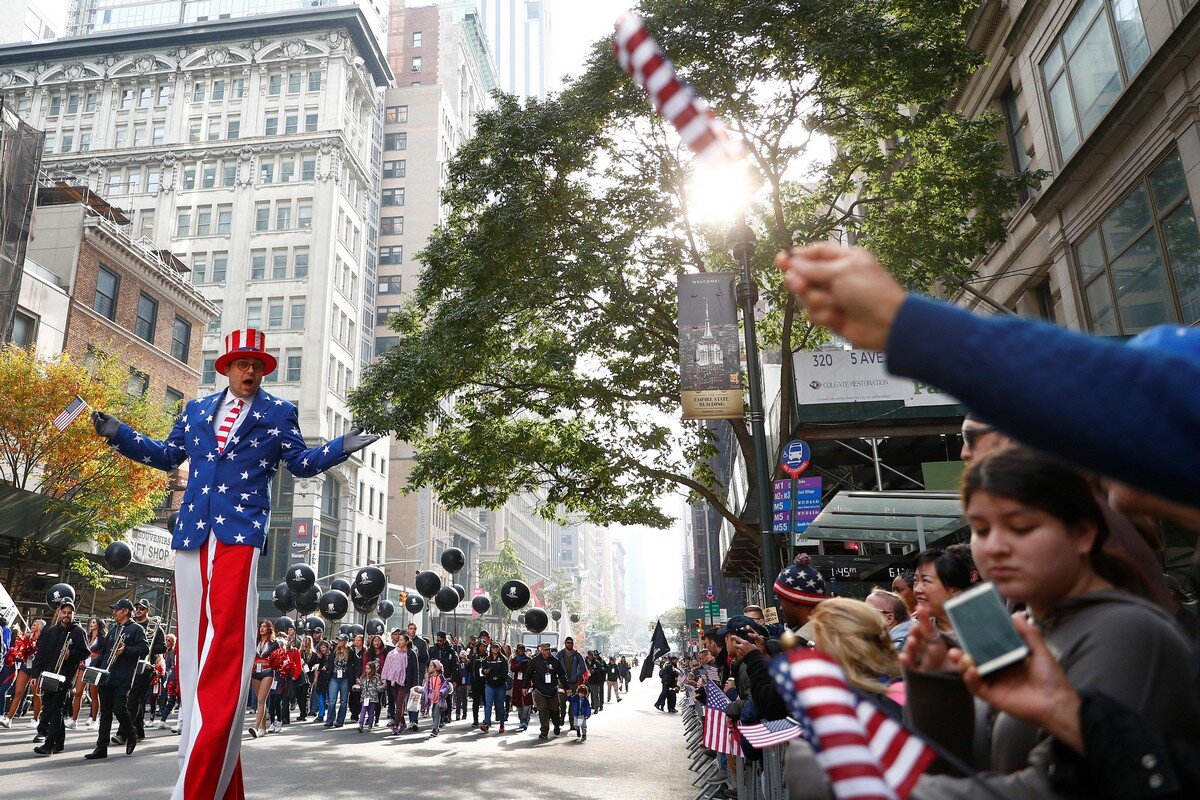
[406,691,422,713]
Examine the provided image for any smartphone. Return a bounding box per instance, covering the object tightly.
[943,582,1030,677]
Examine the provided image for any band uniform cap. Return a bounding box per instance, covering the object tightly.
[110,599,135,611]
[215,328,277,376]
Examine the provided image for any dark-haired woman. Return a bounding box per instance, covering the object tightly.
[913,545,978,635]
[899,446,1198,798]
[71,616,105,730]
[248,620,277,738]
[890,570,919,616]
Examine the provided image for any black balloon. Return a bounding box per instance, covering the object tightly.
[452,583,466,601]
[272,583,295,614]
[500,580,530,611]
[365,619,385,636]
[305,616,325,633]
[376,599,395,620]
[338,624,352,636]
[569,613,580,623]
[294,584,321,615]
[434,587,459,612]
[405,594,425,615]
[349,624,365,637]
[551,609,562,621]
[329,578,353,596]
[46,583,75,609]
[470,595,491,615]
[318,590,349,621]
[274,616,295,633]
[103,541,133,571]
[285,564,316,594]
[354,566,386,599]
[440,547,466,574]
[352,593,376,614]
[414,571,441,598]
[524,607,548,634]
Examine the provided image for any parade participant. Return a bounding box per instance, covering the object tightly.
[93,327,379,799]
[87,599,148,759]
[294,635,312,722]
[308,642,330,723]
[509,643,533,732]
[381,632,419,734]
[324,637,357,728]
[605,655,622,703]
[406,621,429,674]
[348,633,366,719]
[71,616,105,730]
[266,636,297,733]
[127,599,166,742]
[248,621,278,738]
[569,683,592,742]
[618,657,632,692]
[31,599,88,756]
[355,662,382,732]
[654,655,679,712]
[0,618,43,728]
[530,642,567,739]
[557,636,585,727]
[467,642,487,727]
[421,660,450,737]
[586,651,606,712]
[427,630,461,722]
[479,642,508,733]
[151,634,179,729]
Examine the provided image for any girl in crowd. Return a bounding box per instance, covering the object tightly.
[324,638,358,728]
[248,620,277,738]
[70,616,105,730]
[356,661,382,732]
[479,642,508,733]
[295,635,313,722]
[891,569,919,615]
[902,447,1198,797]
[421,659,449,737]
[569,683,592,742]
[363,634,387,676]
[509,643,532,732]
[913,544,978,635]
[382,632,419,734]
[501,643,514,723]
[0,619,43,728]
[808,598,905,715]
[309,641,330,722]
[266,636,295,733]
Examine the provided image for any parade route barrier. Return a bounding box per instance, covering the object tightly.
[679,700,789,800]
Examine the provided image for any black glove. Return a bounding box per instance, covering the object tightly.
[343,426,381,455]
[92,410,121,440]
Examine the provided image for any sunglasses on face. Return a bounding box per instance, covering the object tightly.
[961,425,997,448]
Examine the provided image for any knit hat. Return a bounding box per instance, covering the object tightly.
[773,553,826,605]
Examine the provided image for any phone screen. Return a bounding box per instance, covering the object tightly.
[945,584,1027,674]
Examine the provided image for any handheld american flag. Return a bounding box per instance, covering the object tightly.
[739,717,803,749]
[770,649,935,800]
[53,396,90,431]
[702,679,742,757]
[613,12,748,168]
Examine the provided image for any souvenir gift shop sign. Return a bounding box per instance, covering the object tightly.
[678,273,744,420]
[794,349,959,406]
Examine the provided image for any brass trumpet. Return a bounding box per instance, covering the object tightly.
[83,624,125,687]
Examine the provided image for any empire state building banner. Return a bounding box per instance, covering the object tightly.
[678,274,744,420]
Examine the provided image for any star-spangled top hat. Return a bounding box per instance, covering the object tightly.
[215,328,277,376]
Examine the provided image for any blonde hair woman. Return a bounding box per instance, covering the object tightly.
[808,598,905,714]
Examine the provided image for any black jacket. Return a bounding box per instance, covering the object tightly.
[327,651,360,683]
[95,621,148,687]
[738,642,788,721]
[31,621,89,681]
[586,659,606,685]
[605,663,621,681]
[482,656,509,688]
[428,643,460,682]
[528,653,567,696]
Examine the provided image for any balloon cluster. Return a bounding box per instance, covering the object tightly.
[275,563,395,625]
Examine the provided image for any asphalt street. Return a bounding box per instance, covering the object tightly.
[0,679,695,799]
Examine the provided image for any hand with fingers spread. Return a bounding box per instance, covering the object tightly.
[947,612,1084,754]
[774,244,909,350]
[899,608,952,674]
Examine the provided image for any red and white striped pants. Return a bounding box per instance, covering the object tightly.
[173,533,259,800]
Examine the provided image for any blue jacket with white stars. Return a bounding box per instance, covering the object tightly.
[109,387,349,551]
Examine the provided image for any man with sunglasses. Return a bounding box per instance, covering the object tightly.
[90,328,380,800]
[959,413,1010,463]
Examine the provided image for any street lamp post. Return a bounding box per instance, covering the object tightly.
[726,214,778,605]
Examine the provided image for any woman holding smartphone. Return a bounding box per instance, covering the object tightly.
[897,447,1198,798]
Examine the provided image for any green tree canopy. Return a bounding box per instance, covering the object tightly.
[351,0,1038,538]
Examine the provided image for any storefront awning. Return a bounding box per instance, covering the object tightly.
[795,490,966,548]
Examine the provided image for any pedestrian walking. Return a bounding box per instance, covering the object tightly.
[356,662,382,732]
[586,652,606,712]
[605,656,622,703]
[618,657,632,692]
[654,655,679,712]
[509,643,533,732]
[294,635,313,722]
[309,642,330,723]
[556,636,585,728]
[0,619,43,729]
[70,617,105,730]
[248,621,278,738]
[381,632,419,734]
[530,642,567,739]
[569,684,592,742]
[421,660,449,737]
[324,638,358,728]
[126,599,165,743]
[480,643,508,733]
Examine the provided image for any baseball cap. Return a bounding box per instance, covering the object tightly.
[58,597,76,609]
[538,642,553,649]
[134,599,151,610]
[725,615,769,638]
[564,636,574,643]
[109,599,135,612]
[516,643,526,651]
[436,630,448,638]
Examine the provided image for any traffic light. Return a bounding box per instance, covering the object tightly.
[695,619,703,634]
[399,592,407,606]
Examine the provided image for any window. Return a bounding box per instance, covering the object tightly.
[193,81,206,102]
[385,105,408,124]
[1075,149,1200,333]
[298,201,312,230]
[375,336,399,354]
[380,245,403,264]
[134,125,147,147]
[196,208,212,236]
[308,70,322,92]
[79,130,92,152]
[384,132,407,150]
[42,134,55,155]
[202,354,217,384]
[285,114,298,135]
[382,159,406,178]
[305,113,318,132]
[212,252,227,282]
[183,167,196,189]
[251,251,266,280]
[127,171,141,193]
[202,163,217,188]
[211,79,225,101]
[176,209,192,236]
[165,387,184,408]
[412,31,422,47]
[207,120,220,141]
[290,300,305,329]
[157,85,172,106]
[301,157,316,181]
[376,305,401,325]
[208,301,222,332]
[378,275,402,295]
[287,354,302,381]
[294,248,309,277]
[272,251,289,280]
[227,118,240,139]
[288,72,302,94]
[85,91,98,112]
[135,293,158,342]
[232,78,245,99]
[275,204,292,230]
[127,370,149,398]
[246,301,262,329]
[254,202,270,231]
[67,93,79,114]
[191,255,207,283]
[1041,0,1150,158]
[380,216,404,235]
[217,206,233,234]
[280,158,295,182]
[189,121,202,142]
[121,88,134,109]
[61,133,73,153]
[153,124,165,145]
[114,128,128,148]
[382,188,405,206]
[268,73,282,95]
[171,316,192,363]
[222,164,236,187]
[411,57,422,72]
[259,161,275,184]
[11,310,37,347]
[265,115,279,136]
[268,300,284,329]
[139,210,155,239]
[138,86,151,108]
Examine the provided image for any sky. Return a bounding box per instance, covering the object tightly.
[547,0,631,90]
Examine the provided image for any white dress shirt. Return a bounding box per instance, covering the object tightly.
[214,388,255,445]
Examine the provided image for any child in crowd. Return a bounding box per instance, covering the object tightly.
[568,683,592,742]
[421,660,449,737]
[356,662,382,732]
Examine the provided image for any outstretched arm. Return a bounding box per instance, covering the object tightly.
[99,410,189,472]
[279,407,380,478]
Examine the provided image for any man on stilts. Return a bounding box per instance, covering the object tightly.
[92,328,380,800]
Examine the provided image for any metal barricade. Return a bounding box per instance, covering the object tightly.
[678,702,790,799]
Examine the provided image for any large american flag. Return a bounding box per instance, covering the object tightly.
[739,717,803,749]
[771,650,934,800]
[702,679,742,757]
[53,395,89,431]
[612,12,747,167]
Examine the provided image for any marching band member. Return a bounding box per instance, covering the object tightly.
[86,599,148,759]
[31,600,88,756]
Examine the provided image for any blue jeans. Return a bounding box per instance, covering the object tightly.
[312,690,327,720]
[483,684,505,726]
[326,678,350,726]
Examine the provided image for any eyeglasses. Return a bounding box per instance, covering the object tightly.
[961,425,997,448]
[230,359,265,373]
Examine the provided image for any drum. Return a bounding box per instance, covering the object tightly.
[134,658,149,677]
[40,671,67,692]
[82,666,110,686]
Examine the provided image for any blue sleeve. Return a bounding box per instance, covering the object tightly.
[886,296,1200,506]
[109,412,189,471]
[278,406,349,478]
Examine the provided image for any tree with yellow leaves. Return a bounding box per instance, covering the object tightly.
[0,344,176,597]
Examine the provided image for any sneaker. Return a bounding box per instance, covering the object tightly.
[538,733,548,740]
[87,720,98,730]
[247,728,258,739]
[26,718,38,728]
[581,733,587,741]
[553,725,561,735]
[33,734,44,743]
[170,725,181,735]
[33,744,54,757]
[479,723,488,732]
[0,715,9,728]
[147,720,162,730]
[356,725,364,732]
[64,719,77,730]
[111,735,126,746]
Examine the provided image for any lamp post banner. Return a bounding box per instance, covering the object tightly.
[678,273,743,419]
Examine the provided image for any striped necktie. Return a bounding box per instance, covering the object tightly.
[215,398,244,452]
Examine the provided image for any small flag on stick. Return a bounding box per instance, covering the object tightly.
[739,717,804,749]
[771,649,935,800]
[53,396,90,431]
[613,12,748,167]
[702,679,743,757]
